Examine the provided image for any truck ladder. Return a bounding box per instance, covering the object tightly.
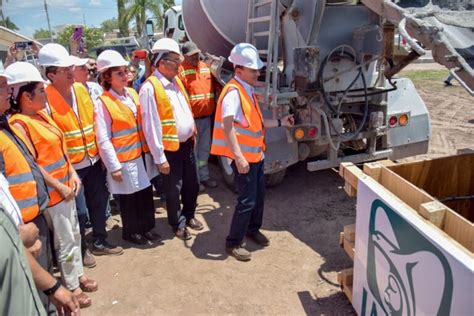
[245,0,280,107]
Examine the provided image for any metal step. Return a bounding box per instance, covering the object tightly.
[248,16,271,23]
[255,0,273,7]
[253,31,270,37]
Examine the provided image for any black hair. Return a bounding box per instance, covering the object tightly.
[9,82,40,113]
[100,66,121,91]
[45,66,58,81]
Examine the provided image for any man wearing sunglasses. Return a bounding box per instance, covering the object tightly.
[139,38,203,241]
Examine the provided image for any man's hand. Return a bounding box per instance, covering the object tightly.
[59,183,75,201]
[18,222,39,248]
[27,239,42,258]
[49,286,80,316]
[111,170,123,182]
[281,114,295,127]
[158,161,170,175]
[70,175,82,197]
[235,156,249,174]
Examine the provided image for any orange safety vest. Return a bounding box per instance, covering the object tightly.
[0,128,40,222]
[178,61,216,118]
[99,88,149,163]
[46,83,98,164]
[10,111,71,207]
[146,75,192,152]
[211,78,265,163]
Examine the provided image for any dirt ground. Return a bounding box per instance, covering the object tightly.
[82,64,473,316]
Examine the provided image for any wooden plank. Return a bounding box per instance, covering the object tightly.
[343,224,356,242]
[339,232,345,247]
[337,268,354,304]
[343,237,355,260]
[419,201,447,229]
[339,162,365,189]
[363,162,383,181]
[379,167,433,214]
[444,210,474,253]
[344,182,357,197]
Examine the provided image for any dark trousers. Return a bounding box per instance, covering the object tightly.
[32,214,56,314]
[226,160,265,247]
[118,185,155,238]
[163,138,199,229]
[76,161,109,245]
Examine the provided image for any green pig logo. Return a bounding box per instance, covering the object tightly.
[365,199,454,315]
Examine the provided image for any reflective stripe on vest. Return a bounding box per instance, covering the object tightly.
[210,78,265,163]
[46,83,98,164]
[178,61,216,118]
[146,76,192,152]
[99,89,145,163]
[0,129,40,222]
[9,111,71,207]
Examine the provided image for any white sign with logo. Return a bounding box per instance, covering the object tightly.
[352,176,473,315]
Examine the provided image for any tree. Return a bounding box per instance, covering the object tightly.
[100,18,119,33]
[117,0,129,37]
[33,28,53,39]
[57,25,104,51]
[124,0,174,37]
[0,16,19,31]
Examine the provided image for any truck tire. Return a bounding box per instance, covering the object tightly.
[265,169,286,187]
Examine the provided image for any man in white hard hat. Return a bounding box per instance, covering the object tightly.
[71,55,103,101]
[38,44,123,267]
[210,43,294,261]
[139,38,203,241]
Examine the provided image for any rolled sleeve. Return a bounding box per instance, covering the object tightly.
[139,82,167,165]
[93,98,122,173]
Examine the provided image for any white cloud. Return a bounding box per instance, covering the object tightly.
[89,0,101,5]
[69,7,82,13]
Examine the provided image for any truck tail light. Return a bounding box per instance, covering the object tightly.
[294,128,304,140]
[399,114,409,126]
[307,127,317,138]
[389,116,398,127]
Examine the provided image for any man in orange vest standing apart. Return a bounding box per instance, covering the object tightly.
[38,44,123,266]
[178,42,218,190]
[139,38,203,241]
[211,43,294,261]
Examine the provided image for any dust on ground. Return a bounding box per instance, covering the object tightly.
[82,64,472,315]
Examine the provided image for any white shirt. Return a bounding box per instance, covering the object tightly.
[94,88,155,194]
[45,85,100,171]
[0,173,23,227]
[221,76,255,126]
[86,81,103,101]
[139,70,195,165]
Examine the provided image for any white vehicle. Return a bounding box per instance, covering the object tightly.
[163,6,187,43]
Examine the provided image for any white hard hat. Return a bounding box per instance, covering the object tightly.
[6,62,45,85]
[151,38,181,55]
[38,43,74,67]
[228,43,264,70]
[0,68,11,80]
[96,50,129,73]
[71,55,89,66]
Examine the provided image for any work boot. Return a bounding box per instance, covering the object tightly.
[82,249,96,268]
[91,241,124,256]
[226,243,251,262]
[201,179,218,188]
[247,231,270,247]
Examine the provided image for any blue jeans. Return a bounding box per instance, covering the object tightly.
[226,160,265,247]
[194,116,212,182]
[75,162,109,245]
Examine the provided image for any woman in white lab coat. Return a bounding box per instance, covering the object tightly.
[94,50,160,246]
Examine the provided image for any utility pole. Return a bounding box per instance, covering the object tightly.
[43,0,54,43]
[82,13,86,26]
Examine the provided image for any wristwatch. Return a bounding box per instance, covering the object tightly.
[43,279,61,296]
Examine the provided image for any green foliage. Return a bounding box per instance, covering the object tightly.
[100,18,119,33]
[117,0,129,37]
[0,16,19,31]
[400,70,449,82]
[57,25,104,51]
[33,28,53,39]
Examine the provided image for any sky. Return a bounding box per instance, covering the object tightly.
[3,0,181,38]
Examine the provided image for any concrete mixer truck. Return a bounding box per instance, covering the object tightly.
[176,0,474,187]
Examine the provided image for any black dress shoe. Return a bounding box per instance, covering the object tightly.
[187,218,204,231]
[123,233,147,245]
[247,231,270,247]
[175,228,192,240]
[143,231,162,241]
